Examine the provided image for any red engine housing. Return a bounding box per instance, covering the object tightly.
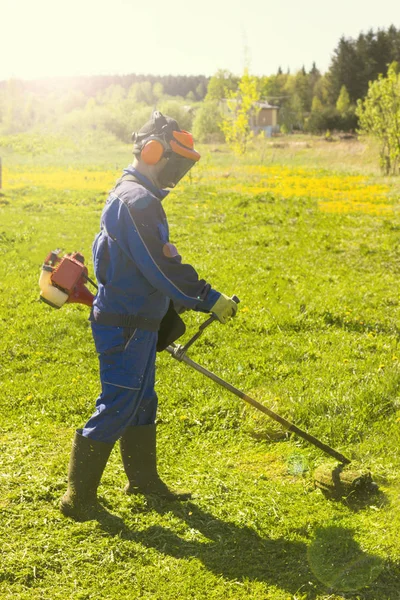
[45,251,95,307]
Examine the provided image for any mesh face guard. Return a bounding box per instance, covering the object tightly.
[132,112,200,188]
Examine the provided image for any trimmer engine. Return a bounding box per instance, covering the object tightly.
[39,250,95,309]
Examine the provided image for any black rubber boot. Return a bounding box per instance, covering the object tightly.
[119,424,191,501]
[60,430,114,520]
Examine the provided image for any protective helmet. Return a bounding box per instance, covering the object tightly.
[132,111,200,188]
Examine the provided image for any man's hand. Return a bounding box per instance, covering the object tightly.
[210,294,238,324]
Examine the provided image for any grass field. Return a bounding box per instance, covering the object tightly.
[1,135,400,599]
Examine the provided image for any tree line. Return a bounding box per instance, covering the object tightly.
[0,26,399,142]
[0,74,208,104]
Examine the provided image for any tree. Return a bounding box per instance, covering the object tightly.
[356,62,400,174]
[293,69,311,112]
[283,92,305,130]
[305,106,341,134]
[336,85,351,115]
[98,84,126,105]
[311,96,323,112]
[308,62,321,86]
[152,82,164,101]
[192,101,224,143]
[313,75,330,105]
[157,99,193,131]
[185,91,196,102]
[335,85,358,131]
[195,81,207,100]
[259,71,288,101]
[327,27,400,104]
[220,69,260,155]
[328,36,363,103]
[205,70,238,102]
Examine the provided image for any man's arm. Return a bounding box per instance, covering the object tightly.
[105,192,220,311]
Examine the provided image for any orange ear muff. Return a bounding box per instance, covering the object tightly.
[141,139,164,165]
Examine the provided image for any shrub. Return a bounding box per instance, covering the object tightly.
[192,101,225,143]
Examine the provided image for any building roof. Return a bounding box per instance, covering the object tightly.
[220,98,280,110]
[255,101,280,110]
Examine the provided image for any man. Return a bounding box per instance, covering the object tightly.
[60,112,238,519]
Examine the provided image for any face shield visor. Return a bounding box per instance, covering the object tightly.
[157,130,201,188]
[157,154,196,188]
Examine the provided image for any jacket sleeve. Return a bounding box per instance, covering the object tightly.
[107,192,220,311]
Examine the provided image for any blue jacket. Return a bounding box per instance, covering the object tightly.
[91,167,220,328]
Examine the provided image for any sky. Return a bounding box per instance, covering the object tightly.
[0,0,399,81]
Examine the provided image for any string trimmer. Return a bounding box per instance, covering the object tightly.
[165,299,378,500]
[38,253,377,500]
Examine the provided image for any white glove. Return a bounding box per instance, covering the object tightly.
[210,294,238,324]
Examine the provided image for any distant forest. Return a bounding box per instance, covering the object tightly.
[0,74,209,102]
[1,25,400,144]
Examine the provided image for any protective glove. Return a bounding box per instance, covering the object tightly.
[210,294,238,324]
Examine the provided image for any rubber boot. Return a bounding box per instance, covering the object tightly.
[60,430,114,520]
[119,424,191,501]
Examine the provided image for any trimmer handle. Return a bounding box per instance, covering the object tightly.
[178,295,240,354]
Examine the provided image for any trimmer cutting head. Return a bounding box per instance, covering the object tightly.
[314,462,379,500]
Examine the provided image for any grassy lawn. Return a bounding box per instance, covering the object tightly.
[0,135,399,599]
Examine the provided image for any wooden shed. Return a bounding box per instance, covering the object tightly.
[220,98,280,136]
[251,101,280,135]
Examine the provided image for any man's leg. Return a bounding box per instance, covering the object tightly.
[119,359,191,500]
[61,326,158,518]
[81,326,159,443]
[60,430,114,520]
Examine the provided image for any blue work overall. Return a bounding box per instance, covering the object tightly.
[82,168,220,444]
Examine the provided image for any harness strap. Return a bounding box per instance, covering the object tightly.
[113,173,139,190]
[110,173,138,196]
[113,171,169,200]
[90,309,160,332]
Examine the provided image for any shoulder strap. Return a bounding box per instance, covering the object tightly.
[112,171,167,201]
[113,173,140,192]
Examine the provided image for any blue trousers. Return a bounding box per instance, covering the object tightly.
[82,323,159,444]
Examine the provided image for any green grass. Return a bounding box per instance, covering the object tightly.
[1,136,400,599]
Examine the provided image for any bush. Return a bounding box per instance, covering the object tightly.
[305,106,358,134]
[356,62,400,174]
[192,101,225,143]
[111,105,153,142]
[157,99,193,131]
[59,103,152,143]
